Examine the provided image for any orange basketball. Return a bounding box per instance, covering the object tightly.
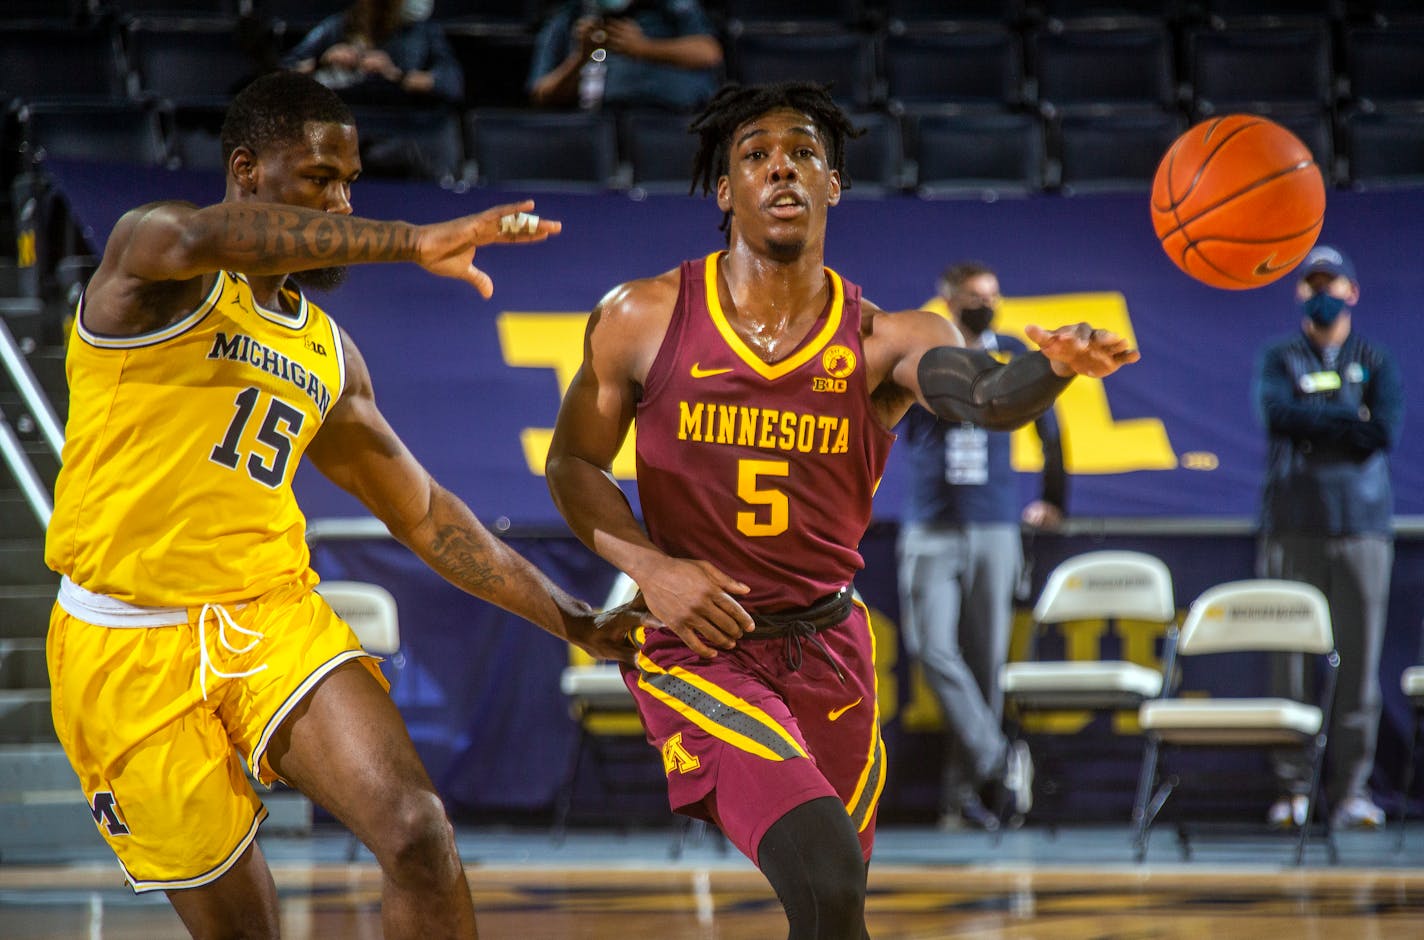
[1151,115,1325,290]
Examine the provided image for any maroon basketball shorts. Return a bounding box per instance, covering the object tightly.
[622,600,885,866]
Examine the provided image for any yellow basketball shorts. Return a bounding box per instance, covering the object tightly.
[46,577,386,893]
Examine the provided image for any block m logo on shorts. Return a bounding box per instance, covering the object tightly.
[89,790,130,836]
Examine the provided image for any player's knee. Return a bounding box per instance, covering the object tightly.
[809,846,866,923]
[374,790,460,885]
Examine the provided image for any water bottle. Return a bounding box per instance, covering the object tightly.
[579,45,608,111]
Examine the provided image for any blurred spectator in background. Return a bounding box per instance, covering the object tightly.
[282,0,464,180]
[528,0,722,112]
[1254,245,1403,832]
[282,0,464,108]
[896,261,1059,830]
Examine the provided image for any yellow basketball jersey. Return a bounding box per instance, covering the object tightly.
[46,271,346,606]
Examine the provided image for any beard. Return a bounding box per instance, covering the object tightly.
[292,265,349,292]
[764,237,805,263]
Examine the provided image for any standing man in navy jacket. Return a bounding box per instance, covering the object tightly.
[1254,245,1403,831]
[897,261,1065,830]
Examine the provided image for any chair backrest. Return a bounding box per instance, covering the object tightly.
[466,109,618,188]
[317,580,400,655]
[1034,25,1175,113]
[1053,108,1185,194]
[1033,550,1176,624]
[883,25,1023,110]
[911,109,1045,196]
[1178,579,1333,656]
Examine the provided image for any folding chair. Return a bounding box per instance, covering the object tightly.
[1132,579,1339,865]
[1000,550,1175,820]
[314,580,401,860]
[1395,663,1424,851]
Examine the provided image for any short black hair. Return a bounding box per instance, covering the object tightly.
[220,71,354,164]
[689,82,862,233]
[940,261,996,293]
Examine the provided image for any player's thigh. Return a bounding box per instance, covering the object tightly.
[262,659,440,845]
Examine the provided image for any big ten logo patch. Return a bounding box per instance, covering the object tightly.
[896,609,1174,735]
[661,732,700,775]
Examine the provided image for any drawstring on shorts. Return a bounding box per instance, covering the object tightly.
[197,602,268,700]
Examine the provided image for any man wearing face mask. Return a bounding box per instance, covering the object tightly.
[527,0,722,112]
[1254,245,1403,832]
[896,261,1066,830]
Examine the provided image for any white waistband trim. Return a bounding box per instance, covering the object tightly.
[57,576,189,627]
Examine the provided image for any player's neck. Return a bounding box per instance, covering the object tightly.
[717,245,831,363]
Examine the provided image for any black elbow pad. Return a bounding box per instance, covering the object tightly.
[917,346,1073,430]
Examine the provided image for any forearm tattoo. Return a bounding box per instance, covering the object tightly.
[216,205,417,270]
[430,524,506,596]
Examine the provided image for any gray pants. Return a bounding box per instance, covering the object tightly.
[1257,533,1393,803]
[897,522,1021,811]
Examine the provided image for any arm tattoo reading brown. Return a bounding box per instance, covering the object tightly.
[430,524,507,596]
[218,206,417,270]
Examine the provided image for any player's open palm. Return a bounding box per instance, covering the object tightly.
[413,200,562,298]
[1027,322,1140,378]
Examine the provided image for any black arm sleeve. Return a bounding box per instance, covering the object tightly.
[917,346,1074,431]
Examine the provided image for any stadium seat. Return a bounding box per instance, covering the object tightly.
[126,18,266,106]
[431,0,539,26]
[168,102,228,171]
[1187,25,1333,116]
[465,110,619,190]
[1032,25,1175,116]
[1132,579,1340,865]
[1342,108,1424,190]
[728,27,879,109]
[445,24,538,109]
[105,0,243,17]
[723,0,861,27]
[0,23,130,105]
[1037,0,1177,27]
[841,110,907,196]
[16,100,171,169]
[908,109,1046,198]
[880,0,1024,28]
[1344,25,1424,111]
[619,110,698,193]
[882,24,1025,112]
[1199,0,1341,24]
[349,106,465,184]
[1052,108,1184,194]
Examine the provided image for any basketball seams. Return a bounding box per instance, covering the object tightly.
[1151,114,1326,289]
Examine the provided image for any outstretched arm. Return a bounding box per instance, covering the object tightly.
[545,280,754,659]
[874,308,1140,429]
[306,330,636,662]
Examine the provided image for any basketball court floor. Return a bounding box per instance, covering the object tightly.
[5,820,1424,938]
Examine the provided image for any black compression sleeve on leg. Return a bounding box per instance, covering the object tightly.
[916,346,1073,431]
[757,796,868,940]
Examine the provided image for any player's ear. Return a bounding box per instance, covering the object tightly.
[716,176,731,213]
[229,147,259,196]
[828,169,842,207]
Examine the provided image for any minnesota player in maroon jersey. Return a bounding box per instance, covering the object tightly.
[546,82,1138,938]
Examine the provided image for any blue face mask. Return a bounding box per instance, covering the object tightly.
[1301,292,1347,328]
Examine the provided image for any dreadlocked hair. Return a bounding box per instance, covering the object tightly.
[688,82,863,234]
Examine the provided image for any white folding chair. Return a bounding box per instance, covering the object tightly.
[314,580,401,860]
[1395,664,1424,850]
[999,551,1175,820]
[1132,579,1339,865]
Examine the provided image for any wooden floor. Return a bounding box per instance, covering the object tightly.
[6,861,1424,938]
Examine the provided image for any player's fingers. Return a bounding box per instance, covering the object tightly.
[667,622,720,659]
[468,264,494,299]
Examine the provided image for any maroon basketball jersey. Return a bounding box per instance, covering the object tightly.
[635,252,894,611]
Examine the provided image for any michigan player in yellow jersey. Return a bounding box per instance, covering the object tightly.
[44,71,639,939]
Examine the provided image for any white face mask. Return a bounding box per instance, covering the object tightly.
[402,0,433,21]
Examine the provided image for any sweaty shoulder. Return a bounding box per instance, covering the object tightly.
[589,266,683,385]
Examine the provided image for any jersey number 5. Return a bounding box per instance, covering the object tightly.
[736,459,789,537]
[210,386,304,488]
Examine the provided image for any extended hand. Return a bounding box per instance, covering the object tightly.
[602,19,649,57]
[413,200,561,298]
[569,602,646,664]
[639,558,754,660]
[1026,323,1140,378]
